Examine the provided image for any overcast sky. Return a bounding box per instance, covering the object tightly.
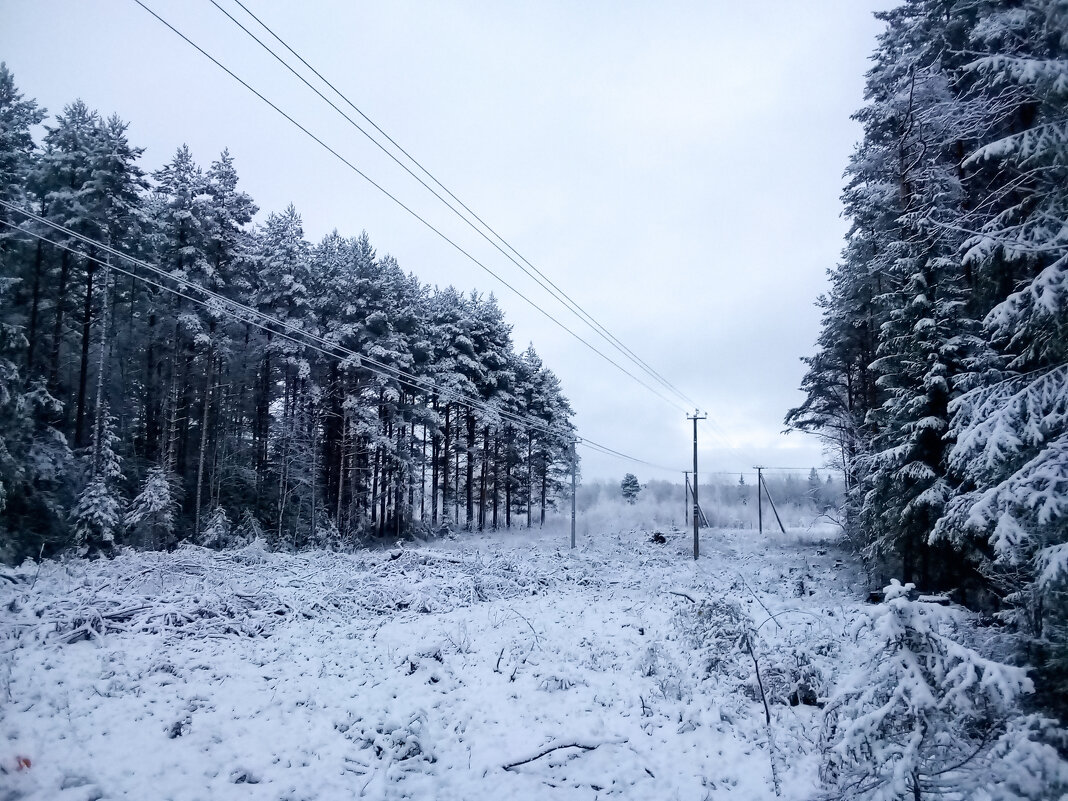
[1,0,891,482]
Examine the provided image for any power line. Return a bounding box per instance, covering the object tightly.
[0,204,682,473]
[130,0,687,415]
[215,0,700,412]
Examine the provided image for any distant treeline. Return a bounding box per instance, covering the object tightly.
[0,65,575,562]
[580,471,845,517]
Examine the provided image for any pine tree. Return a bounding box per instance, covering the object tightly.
[620,473,641,504]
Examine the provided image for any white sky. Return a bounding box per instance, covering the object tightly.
[1,0,891,482]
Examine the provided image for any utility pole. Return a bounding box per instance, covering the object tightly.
[683,471,691,526]
[755,466,764,533]
[687,411,706,560]
[570,440,577,549]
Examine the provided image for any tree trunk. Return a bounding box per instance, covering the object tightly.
[145,311,160,459]
[540,460,547,527]
[526,435,533,528]
[309,395,318,546]
[396,422,405,539]
[479,425,489,531]
[420,424,427,523]
[194,348,214,538]
[505,426,512,529]
[337,410,347,537]
[441,403,450,529]
[492,430,500,530]
[431,426,440,528]
[466,413,475,530]
[371,439,380,528]
[25,239,44,376]
[49,249,71,394]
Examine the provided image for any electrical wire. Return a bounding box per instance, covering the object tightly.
[211,0,700,412]
[130,0,687,415]
[0,205,684,473]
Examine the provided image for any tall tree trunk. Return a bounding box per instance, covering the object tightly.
[479,425,489,531]
[255,339,272,500]
[540,460,547,527]
[441,404,450,528]
[277,365,293,545]
[505,426,512,529]
[492,430,500,530]
[145,311,160,459]
[526,435,533,529]
[49,249,71,394]
[25,239,44,376]
[194,347,214,538]
[466,413,475,530]
[431,427,440,528]
[396,422,405,539]
[379,416,390,538]
[74,258,96,448]
[420,423,427,523]
[309,395,318,546]
[371,439,380,527]
[90,264,111,475]
[337,410,347,537]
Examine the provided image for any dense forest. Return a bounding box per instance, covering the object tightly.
[0,65,576,564]
[787,0,1067,713]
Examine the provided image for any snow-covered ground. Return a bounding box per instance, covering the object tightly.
[2,524,867,800]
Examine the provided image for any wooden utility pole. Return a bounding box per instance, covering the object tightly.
[687,411,706,560]
[570,441,577,549]
[755,466,764,533]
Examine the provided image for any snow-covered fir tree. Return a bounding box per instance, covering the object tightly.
[71,405,123,555]
[820,580,1068,800]
[124,464,179,550]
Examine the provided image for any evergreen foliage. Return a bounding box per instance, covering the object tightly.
[0,67,576,561]
[620,473,641,504]
[820,581,1068,800]
[788,0,1068,717]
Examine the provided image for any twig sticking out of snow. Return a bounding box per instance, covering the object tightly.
[667,589,700,603]
[502,738,626,771]
[743,630,782,797]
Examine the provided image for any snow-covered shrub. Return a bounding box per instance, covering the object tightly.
[233,509,265,549]
[751,639,837,709]
[310,514,342,551]
[341,711,436,770]
[818,580,1068,800]
[674,595,751,682]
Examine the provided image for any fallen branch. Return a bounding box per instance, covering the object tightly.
[503,739,624,771]
[667,589,699,603]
